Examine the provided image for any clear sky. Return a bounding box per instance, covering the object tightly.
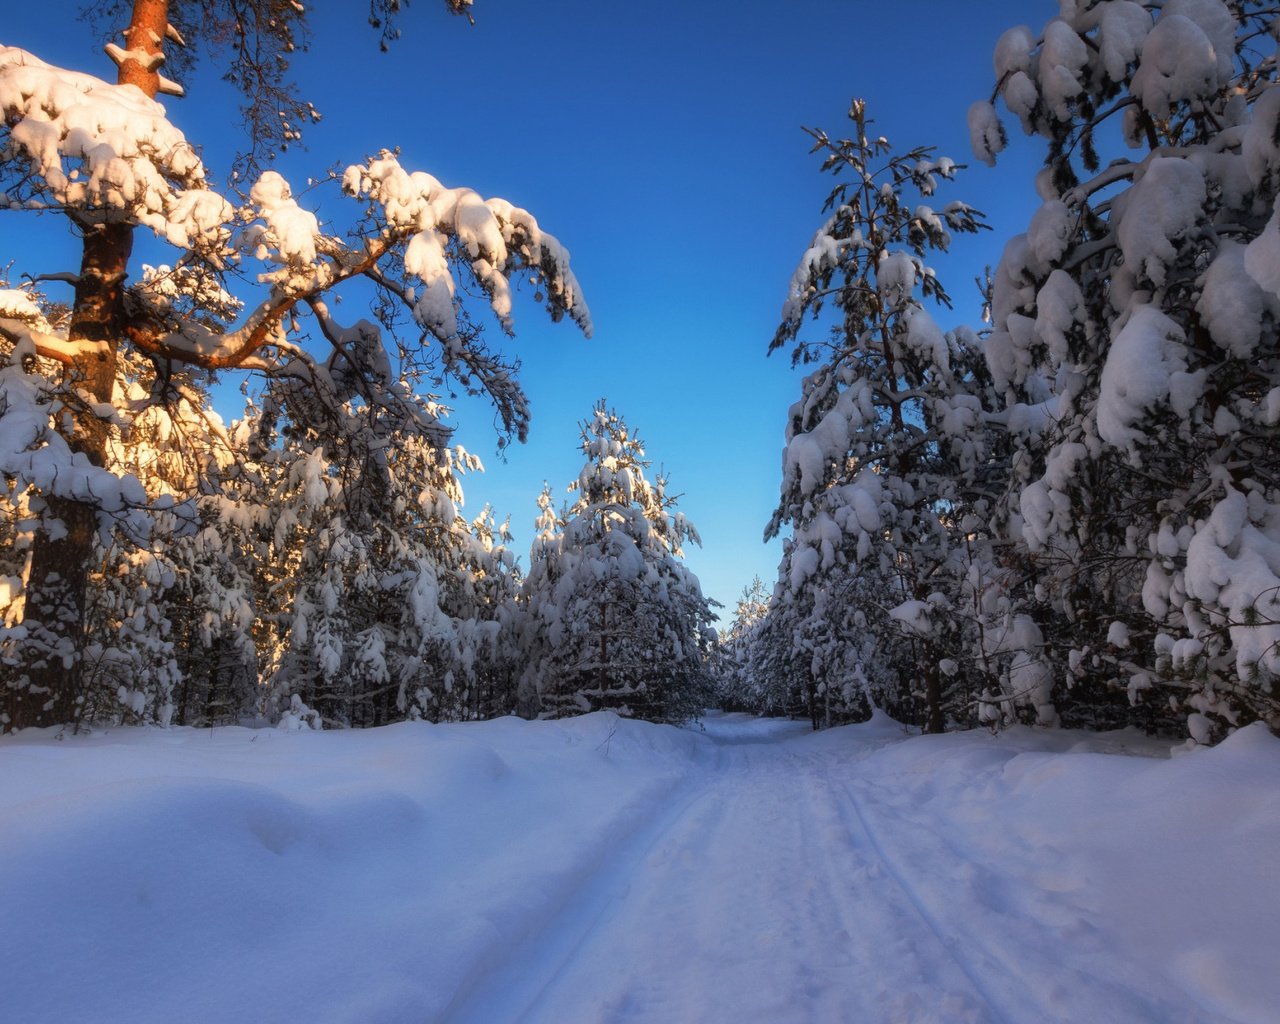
[3,0,1051,617]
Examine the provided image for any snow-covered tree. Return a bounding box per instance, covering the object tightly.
[715,576,770,712]
[519,403,717,723]
[0,285,258,726]
[0,0,590,730]
[254,399,521,726]
[766,99,1007,732]
[973,0,1280,737]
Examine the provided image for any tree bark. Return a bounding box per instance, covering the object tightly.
[11,223,136,728]
[4,0,167,731]
[922,655,945,735]
[598,601,610,702]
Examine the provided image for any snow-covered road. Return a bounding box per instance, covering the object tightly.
[444,716,1233,1024]
[2,712,1276,1023]
[444,733,1005,1024]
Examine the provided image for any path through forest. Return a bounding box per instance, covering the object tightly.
[3,713,1275,1024]
[441,715,1233,1024]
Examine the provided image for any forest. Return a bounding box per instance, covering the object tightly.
[3,4,1280,1023]
[1,0,1278,747]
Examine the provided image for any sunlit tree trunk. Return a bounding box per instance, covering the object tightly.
[7,1,166,730]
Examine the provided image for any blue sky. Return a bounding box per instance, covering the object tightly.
[4,0,1050,616]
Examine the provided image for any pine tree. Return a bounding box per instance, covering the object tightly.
[766,99,1006,732]
[716,576,771,713]
[0,285,260,726]
[250,386,521,727]
[519,403,717,723]
[0,1,590,730]
[974,1,1280,737]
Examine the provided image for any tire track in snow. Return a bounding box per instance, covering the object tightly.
[437,769,724,1024]
[816,766,1016,1024]
[441,728,1227,1024]
[834,773,1240,1024]
[447,740,1019,1024]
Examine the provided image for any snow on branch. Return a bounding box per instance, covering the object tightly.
[0,341,170,542]
[342,152,592,340]
[0,46,232,251]
[114,153,591,405]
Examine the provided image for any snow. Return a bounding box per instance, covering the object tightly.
[967,101,1005,167]
[1242,85,1280,188]
[1184,489,1280,679]
[0,287,45,324]
[1165,0,1236,82]
[901,305,949,375]
[248,170,320,267]
[992,25,1035,82]
[1003,70,1039,131]
[782,431,825,498]
[1097,1,1152,82]
[1027,200,1073,268]
[0,350,154,534]
[1096,304,1187,448]
[1,712,1276,1024]
[1115,157,1206,288]
[1035,269,1085,365]
[1130,13,1221,116]
[888,598,933,636]
[1040,19,1089,120]
[1198,241,1273,359]
[343,153,591,339]
[0,45,232,249]
[875,249,917,306]
[1243,196,1280,297]
[982,614,1057,726]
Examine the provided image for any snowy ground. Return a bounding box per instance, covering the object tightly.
[2,712,1277,1024]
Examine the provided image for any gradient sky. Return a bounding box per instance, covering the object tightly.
[3,0,1052,616]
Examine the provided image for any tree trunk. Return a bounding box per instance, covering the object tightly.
[598,601,610,701]
[10,224,134,728]
[4,0,167,731]
[922,655,945,735]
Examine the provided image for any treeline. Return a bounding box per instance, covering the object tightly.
[0,358,716,729]
[4,2,1280,741]
[721,3,1280,743]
